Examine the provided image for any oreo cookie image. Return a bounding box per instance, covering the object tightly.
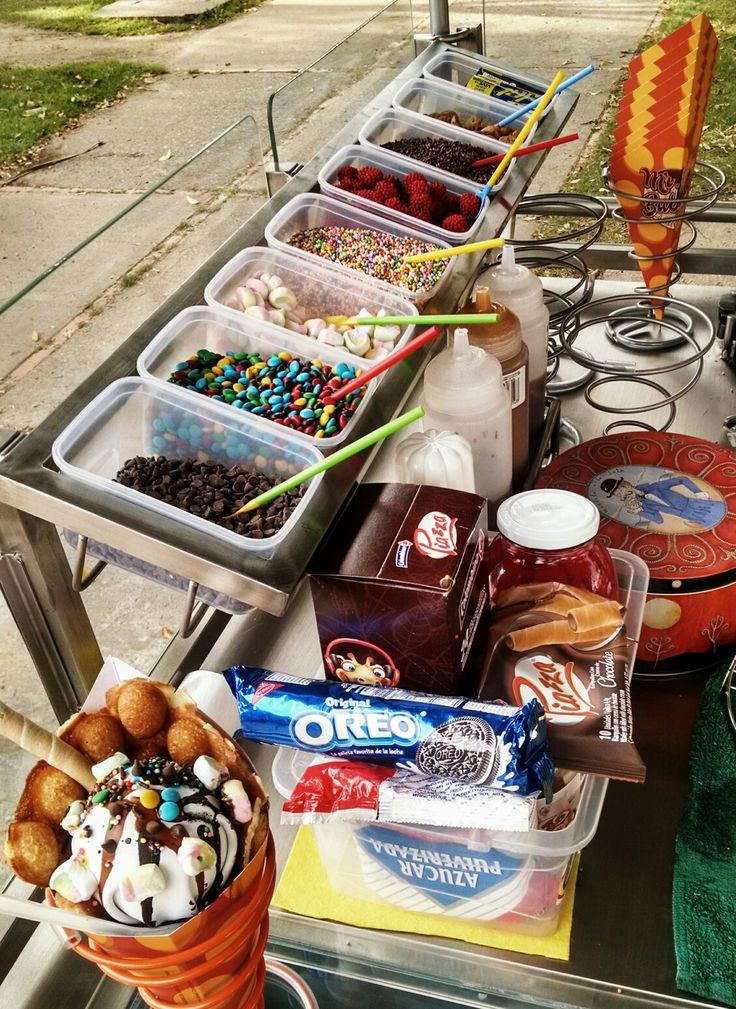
[416,717,500,785]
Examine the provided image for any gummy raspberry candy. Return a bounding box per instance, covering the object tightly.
[443,193,461,213]
[442,214,469,233]
[355,188,381,202]
[373,179,400,203]
[385,197,410,214]
[337,165,359,185]
[429,181,447,200]
[357,166,383,188]
[409,191,433,220]
[459,193,481,218]
[403,172,430,191]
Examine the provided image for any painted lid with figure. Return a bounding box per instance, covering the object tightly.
[537,432,736,676]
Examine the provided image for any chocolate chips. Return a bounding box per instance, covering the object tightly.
[114,455,306,538]
[382,137,507,186]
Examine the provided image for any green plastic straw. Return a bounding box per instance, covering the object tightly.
[346,313,500,326]
[231,406,425,516]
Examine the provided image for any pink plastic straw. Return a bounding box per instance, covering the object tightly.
[326,325,441,402]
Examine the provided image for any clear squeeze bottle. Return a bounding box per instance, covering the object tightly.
[462,285,529,491]
[421,327,512,518]
[480,243,549,445]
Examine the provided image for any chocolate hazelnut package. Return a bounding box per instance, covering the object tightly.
[477,582,646,782]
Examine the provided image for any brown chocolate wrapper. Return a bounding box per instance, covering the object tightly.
[477,583,646,782]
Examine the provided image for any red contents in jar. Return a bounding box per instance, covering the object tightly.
[488,489,618,603]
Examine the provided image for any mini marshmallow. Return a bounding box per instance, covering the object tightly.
[50,857,98,903]
[266,274,284,292]
[245,277,269,299]
[373,324,401,344]
[120,864,167,903]
[305,318,327,338]
[221,778,252,824]
[344,328,371,357]
[269,286,296,311]
[284,319,307,335]
[61,800,86,833]
[193,755,229,791]
[268,309,286,327]
[257,272,273,286]
[318,325,344,347]
[91,752,129,783]
[365,344,391,360]
[236,288,262,310]
[244,306,271,322]
[177,837,217,876]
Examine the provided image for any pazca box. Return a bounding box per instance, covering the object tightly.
[309,483,488,695]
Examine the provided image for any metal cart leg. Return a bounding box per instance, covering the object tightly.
[0,502,102,720]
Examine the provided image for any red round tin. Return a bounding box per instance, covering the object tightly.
[537,432,736,676]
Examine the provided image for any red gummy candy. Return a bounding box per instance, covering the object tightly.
[442,214,469,233]
[337,165,359,185]
[459,192,481,218]
[356,166,383,188]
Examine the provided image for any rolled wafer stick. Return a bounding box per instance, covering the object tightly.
[0,701,95,791]
[507,620,581,651]
[495,582,565,609]
[567,600,624,635]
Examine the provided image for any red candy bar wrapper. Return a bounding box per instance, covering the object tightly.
[478,583,646,783]
[282,755,538,832]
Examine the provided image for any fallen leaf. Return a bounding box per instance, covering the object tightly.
[31,330,39,342]
[161,626,174,640]
[185,195,200,205]
[159,149,172,161]
[21,105,46,117]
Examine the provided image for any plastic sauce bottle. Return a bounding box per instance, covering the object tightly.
[487,489,618,604]
[480,244,549,445]
[395,429,476,493]
[421,328,512,518]
[461,285,529,491]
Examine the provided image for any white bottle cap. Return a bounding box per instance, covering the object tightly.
[496,489,600,549]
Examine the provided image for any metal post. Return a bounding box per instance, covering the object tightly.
[429,0,450,36]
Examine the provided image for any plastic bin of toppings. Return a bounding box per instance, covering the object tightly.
[137,307,377,450]
[204,245,418,361]
[51,377,326,557]
[423,50,553,118]
[392,77,536,148]
[264,192,454,307]
[271,744,604,937]
[358,107,509,190]
[318,145,489,246]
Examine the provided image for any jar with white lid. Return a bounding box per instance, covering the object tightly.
[487,488,618,603]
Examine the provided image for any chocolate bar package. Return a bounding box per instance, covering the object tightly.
[309,483,489,696]
[224,665,554,798]
[478,582,646,782]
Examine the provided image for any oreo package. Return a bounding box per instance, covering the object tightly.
[224,666,554,798]
[478,582,646,782]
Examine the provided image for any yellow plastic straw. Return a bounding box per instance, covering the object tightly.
[480,70,566,197]
[404,237,505,265]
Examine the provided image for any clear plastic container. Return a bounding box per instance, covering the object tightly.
[136,306,378,451]
[318,144,488,246]
[269,548,648,937]
[392,77,537,148]
[423,50,553,118]
[358,107,508,191]
[265,192,455,306]
[51,376,325,557]
[204,246,418,356]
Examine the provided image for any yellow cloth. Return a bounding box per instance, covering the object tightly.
[273,826,579,960]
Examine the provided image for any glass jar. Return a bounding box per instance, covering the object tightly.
[488,488,618,602]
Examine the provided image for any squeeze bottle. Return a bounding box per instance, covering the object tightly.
[461,286,529,491]
[480,244,549,443]
[421,328,512,517]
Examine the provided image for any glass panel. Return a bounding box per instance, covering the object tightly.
[266,0,416,173]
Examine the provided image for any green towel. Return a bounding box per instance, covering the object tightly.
[673,665,736,1007]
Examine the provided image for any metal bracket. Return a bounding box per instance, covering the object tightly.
[71,535,107,593]
[180,581,211,640]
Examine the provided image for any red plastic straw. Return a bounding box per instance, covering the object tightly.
[470,132,579,168]
[327,325,441,402]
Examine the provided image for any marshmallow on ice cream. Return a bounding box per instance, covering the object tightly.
[51,755,246,927]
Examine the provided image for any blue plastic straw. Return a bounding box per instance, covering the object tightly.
[497,65,596,127]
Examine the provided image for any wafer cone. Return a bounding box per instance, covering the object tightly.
[0,702,95,790]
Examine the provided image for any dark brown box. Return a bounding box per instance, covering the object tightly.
[309,483,489,695]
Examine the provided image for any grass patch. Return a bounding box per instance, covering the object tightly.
[0,61,165,166]
[0,0,262,36]
[540,0,736,243]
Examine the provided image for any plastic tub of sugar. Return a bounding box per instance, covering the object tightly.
[52,376,326,557]
[264,192,455,307]
[392,77,537,148]
[358,107,509,190]
[423,50,553,118]
[318,144,489,246]
[137,306,379,452]
[204,245,418,359]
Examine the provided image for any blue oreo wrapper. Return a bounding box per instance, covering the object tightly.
[224,666,554,798]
